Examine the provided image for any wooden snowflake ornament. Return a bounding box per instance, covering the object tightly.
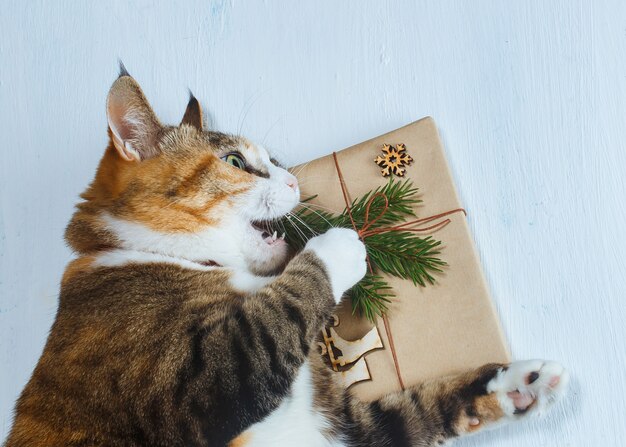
[374,143,413,177]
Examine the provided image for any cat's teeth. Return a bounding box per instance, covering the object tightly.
[280,233,285,240]
[272,231,277,240]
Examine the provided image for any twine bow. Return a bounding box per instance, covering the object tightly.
[332,151,466,390]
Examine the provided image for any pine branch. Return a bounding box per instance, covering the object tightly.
[280,178,446,321]
[348,275,393,321]
[365,232,446,287]
[347,179,421,229]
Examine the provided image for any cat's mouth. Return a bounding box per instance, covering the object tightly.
[251,220,286,246]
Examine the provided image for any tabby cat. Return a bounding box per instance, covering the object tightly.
[6,69,568,447]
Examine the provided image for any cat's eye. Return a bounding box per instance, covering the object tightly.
[222,153,246,170]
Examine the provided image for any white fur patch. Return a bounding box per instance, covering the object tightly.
[229,270,276,293]
[244,362,345,447]
[94,248,217,271]
[304,228,367,303]
[101,213,250,269]
[486,360,569,421]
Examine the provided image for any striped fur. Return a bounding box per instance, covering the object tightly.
[6,71,567,447]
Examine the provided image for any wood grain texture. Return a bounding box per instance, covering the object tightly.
[1,1,624,445]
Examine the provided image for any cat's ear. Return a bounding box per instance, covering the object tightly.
[106,66,163,162]
[180,91,203,131]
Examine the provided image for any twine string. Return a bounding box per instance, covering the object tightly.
[331,151,466,391]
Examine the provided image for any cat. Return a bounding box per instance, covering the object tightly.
[6,68,568,447]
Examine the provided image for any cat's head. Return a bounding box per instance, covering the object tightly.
[66,72,299,275]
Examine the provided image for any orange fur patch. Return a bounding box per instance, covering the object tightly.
[474,393,505,421]
[228,431,252,447]
[85,144,254,234]
[61,256,95,286]
[453,394,505,433]
[9,415,89,447]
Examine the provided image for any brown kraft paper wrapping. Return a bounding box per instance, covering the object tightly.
[291,117,511,402]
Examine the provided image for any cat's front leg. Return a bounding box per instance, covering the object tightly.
[244,228,366,371]
[250,228,367,360]
[198,228,366,445]
[339,360,568,446]
[424,360,569,442]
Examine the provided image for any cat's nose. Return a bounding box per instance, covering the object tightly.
[285,176,298,192]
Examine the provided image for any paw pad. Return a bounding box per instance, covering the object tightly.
[488,360,568,418]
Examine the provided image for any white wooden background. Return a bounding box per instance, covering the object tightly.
[1,1,625,445]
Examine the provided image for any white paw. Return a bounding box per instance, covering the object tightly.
[305,228,367,303]
[487,360,569,418]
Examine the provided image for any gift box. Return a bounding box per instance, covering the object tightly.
[291,117,510,402]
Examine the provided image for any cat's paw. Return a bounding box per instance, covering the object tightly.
[488,360,568,419]
[305,228,367,303]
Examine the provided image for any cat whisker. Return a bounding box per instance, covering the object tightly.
[261,116,284,148]
[298,202,340,214]
[287,212,318,238]
[297,203,337,229]
[284,215,308,244]
[296,178,374,188]
[275,218,288,238]
[237,87,272,137]
[286,211,316,241]
[290,161,312,179]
